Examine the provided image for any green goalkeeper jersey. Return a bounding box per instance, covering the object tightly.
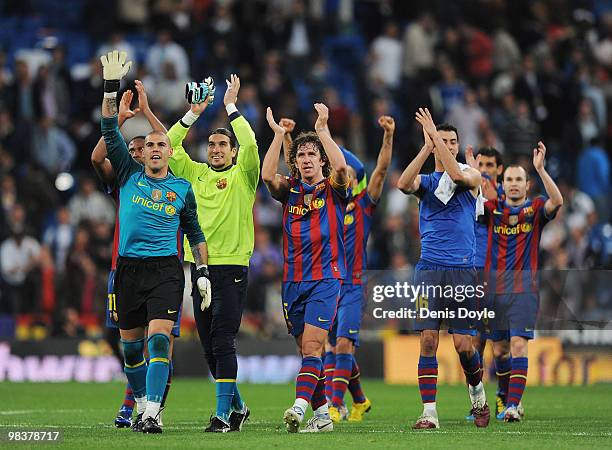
[167,111,259,266]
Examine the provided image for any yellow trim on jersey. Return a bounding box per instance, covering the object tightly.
[125,359,146,369]
[417,375,438,379]
[216,379,236,383]
[350,373,361,380]
[332,377,350,384]
[149,357,169,364]
[496,370,511,377]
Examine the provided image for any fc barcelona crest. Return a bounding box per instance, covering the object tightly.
[151,189,162,201]
[509,215,518,226]
[216,178,228,190]
[166,191,176,202]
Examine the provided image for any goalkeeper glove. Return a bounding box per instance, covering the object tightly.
[100,50,132,92]
[185,77,215,104]
[204,77,215,103]
[185,81,208,104]
[195,265,212,310]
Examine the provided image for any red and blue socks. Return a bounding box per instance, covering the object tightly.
[323,351,335,403]
[311,374,329,418]
[348,355,366,403]
[460,350,483,387]
[418,355,438,405]
[145,333,170,420]
[331,353,352,407]
[121,384,135,412]
[293,356,323,417]
[495,356,512,399]
[121,338,147,414]
[508,357,528,407]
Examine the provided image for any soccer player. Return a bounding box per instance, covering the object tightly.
[262,104,349,433]
[464,146,512,420]
[91,82,180,428]
[99,50,212,434]
[328,117,394,422]
[277,117,390,423]
[167,74,257,432]
[397,108,489,429]
[483,141,563,422]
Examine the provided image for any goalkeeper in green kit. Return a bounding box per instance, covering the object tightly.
[167,74,257,433]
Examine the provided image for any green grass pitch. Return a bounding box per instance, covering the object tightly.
[1,381,611,449]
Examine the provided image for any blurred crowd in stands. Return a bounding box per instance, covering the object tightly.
[0,0,610,340]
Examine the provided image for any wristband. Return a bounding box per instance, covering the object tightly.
[196,265,210,279]
[181,110,200,127]
[104,79,120,93]
[103,92,117,99]
[225,103,238,116]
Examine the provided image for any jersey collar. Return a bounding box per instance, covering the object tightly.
[209,162,234,173]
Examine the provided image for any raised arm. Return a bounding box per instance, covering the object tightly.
[100,50,140,186]
[314,103,348,187]
[91,90,139,186]
[416,107,481,189]
[261,107,290,201]
[398,125,433,195]
[367,115,395,202]
[135,79,166,133]
[280,118,296,168]
[167,96,210,182]
[533,141,563,216]
[224,75,260,190]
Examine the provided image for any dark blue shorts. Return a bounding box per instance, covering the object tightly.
[329,283,366,347]
[282,279,341,337]
[488,292,539,340]
[476,293,510,341]
[413,261,478,336]
[106,269,182,337]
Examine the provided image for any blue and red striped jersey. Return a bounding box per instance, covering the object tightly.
[343,190,376,285]
[484,196,554,293]
[474,175,505,269]
[282,177,349,282]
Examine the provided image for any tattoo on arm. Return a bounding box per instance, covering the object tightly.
[191,243,208,267]
[103,97,118,117]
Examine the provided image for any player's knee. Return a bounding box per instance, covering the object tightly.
[510,336,528,357]
[420,332,438,355]
[211,334,236,357]
[301,339,324,358]
[336,337,354,354]
[493,341,510,359]
[147,333,170,356]
[122,338,145,366]
[453,335,473,354]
